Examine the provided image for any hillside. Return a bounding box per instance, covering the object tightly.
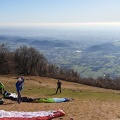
[1,35,120,78]
[0,75,120,120]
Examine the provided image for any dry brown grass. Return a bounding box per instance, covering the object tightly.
[0,75,120,120]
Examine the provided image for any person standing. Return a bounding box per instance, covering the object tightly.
[56,80,62,94]
[0,81,4,94]
[15,76,24,103]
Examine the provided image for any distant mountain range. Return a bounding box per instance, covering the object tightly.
[1,35,120,79]
[0,35,70,48]
[86,42,120,52]
[30,40,70,47]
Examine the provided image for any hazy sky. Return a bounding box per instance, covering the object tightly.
[0,0,120,26]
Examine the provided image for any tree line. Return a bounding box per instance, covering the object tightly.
[1,43,120,90]
[0,44,80,82]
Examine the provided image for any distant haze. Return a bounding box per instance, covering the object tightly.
[0,23,120,41]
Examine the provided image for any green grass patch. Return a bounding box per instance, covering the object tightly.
[2,75,120,102]
[20,85,120,101]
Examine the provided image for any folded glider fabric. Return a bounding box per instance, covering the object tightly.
[34,98,73,103]
[0,109,65,120]
[3,91,74,103]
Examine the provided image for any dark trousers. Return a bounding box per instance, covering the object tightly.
[56,87,61,94]
[0,88,3,94]
[17,90,22,103]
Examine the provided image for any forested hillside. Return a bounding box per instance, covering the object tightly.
[1,43,120,91]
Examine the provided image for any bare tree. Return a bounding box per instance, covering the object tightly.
[0,44,10,74]
[47,63,60,78]
[36,53,48,76]
[14,46,43,75]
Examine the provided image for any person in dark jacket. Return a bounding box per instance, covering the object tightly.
[15,76,24,103]
[56,80,62,94]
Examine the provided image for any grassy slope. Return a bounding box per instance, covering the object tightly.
[0,75,120,120]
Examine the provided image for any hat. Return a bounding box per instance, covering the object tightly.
[18,78,22,81]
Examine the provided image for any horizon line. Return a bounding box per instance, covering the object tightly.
[1,22,120,27]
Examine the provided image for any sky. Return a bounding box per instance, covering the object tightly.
[0,0,120,27]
